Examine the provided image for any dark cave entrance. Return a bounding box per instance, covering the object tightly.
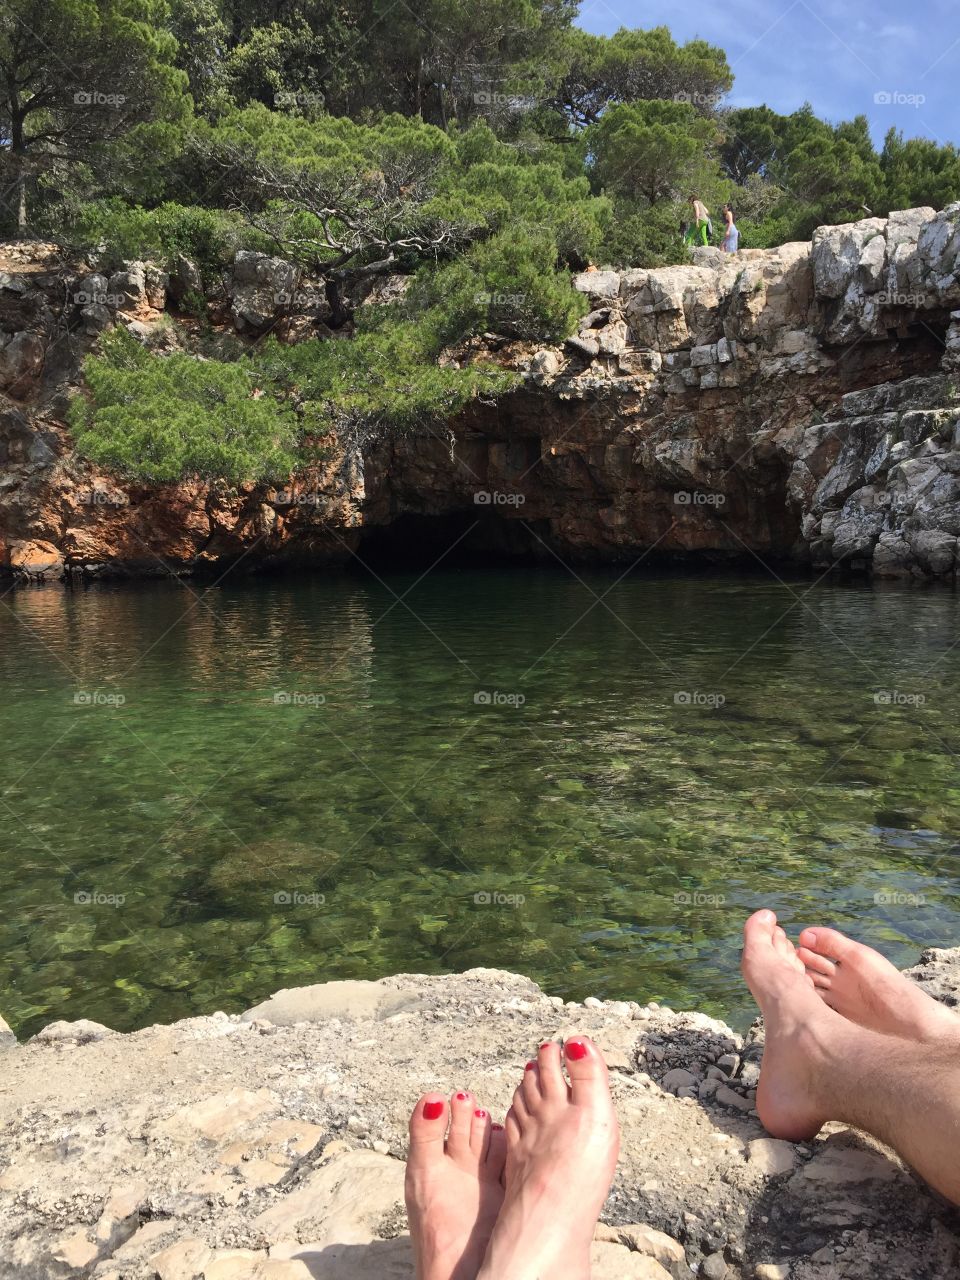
[356,509,554,569]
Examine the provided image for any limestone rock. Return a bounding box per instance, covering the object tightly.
[230,250,297,331]
[32,1018,113,1045]
[241,979,403,1025]
[748,1138,796,1177]
[6,538,63,580]
[590,1240,672,1278]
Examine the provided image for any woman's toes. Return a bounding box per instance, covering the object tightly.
[407,1094,449,1170]
[485,1123,507,1180]
[521,1058,543,1109]
[447,1090,474,1156]
[536,1040,568,1098]
[504,1106,522,1147]
[562,1036,609,1103]
[469,1107,491,1158]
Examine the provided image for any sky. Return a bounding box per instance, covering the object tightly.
[577,0,960,149]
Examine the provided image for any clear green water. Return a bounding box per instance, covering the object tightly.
[1,568,959,1038]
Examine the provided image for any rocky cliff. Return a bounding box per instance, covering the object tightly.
[3,205,960,581]
[2,954,960,1280]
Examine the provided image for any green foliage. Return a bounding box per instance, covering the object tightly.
[0,0,189,232]
[410,228,587,344]
[879,130,960,215]
[589,100,721,206]
[554,26,733,127]
[56,199,268,277]
[70,328,301,483]
[255,323,519,438]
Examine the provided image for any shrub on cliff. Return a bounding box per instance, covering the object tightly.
[72,319,520,483]
[70,329,302,484]
[55,199,269,280]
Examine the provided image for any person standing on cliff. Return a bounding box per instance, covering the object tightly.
[684,195,711,247]
[721,203,739,253]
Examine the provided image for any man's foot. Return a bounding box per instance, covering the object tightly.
[797,925,960,1044]
[405,1090,506,1280]
[741,909,851,1142]
[477,1037,619,1280]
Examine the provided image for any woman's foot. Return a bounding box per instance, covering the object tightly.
[797,926,960,1044]
[477,1037,619,1280]
[405,1090,506,1280]
[741,909,850,1142]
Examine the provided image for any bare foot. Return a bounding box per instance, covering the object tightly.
[405,1089,506,1280]
[797,926,960,1044]
[477,1037,619,1280]
[741,909,854,1142]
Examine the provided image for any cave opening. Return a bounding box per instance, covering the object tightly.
[355,509,554,569]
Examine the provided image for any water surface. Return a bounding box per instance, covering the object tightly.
[1,568,958,1036]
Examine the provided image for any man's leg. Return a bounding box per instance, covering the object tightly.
[743,909,960,1205]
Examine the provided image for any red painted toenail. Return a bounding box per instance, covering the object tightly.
[492,1123,504,1130]
[540,1042,552,1051]
[455,1091,469,1100]
[423,1101,444,1119]
[524,1061,537,1071]
[565,1039,588,1060]
[474,1108,487,1118]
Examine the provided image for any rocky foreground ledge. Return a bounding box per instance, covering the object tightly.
[2,955,960,1280]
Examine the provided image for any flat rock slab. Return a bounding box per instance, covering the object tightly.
[241,979,421,1025]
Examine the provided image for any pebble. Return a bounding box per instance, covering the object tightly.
[702,1251,728,1279]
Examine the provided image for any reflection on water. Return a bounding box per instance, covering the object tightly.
[0,569,958,1036]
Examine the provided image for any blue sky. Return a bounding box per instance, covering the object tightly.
[578,0,960,149]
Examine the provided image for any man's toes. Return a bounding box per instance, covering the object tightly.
[521,1058,544,1109]
[798,926,866,968]
[797,946,837,978]
[807,969,833,990]
[447,1089,474,1155]
[485,1123,507,1181]
[469,1106,491,1158]
[536,1039,568,1098]
[741,909,779,979]
[407,1094,448,1167]
[562,1036,610,1105]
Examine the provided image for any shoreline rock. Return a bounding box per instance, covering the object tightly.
[1,956,959,1278]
